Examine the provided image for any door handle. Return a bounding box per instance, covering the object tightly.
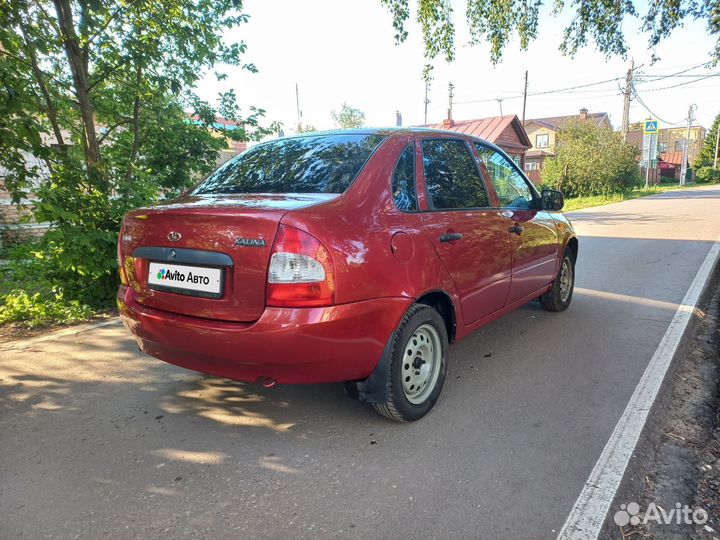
[439,232,463,243]
[509,224,524,235]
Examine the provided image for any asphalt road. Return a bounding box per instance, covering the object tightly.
[2,185,720,540]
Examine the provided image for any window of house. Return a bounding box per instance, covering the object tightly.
[392,144,418,212]
[475,143,535,210]
[525,162,539,171]
[536,134,549,148]
[659,142,668,152]
[421,139,490,210]
[674,140,687,152]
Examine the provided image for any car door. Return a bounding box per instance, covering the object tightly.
[419,137,513,325]
[474,143,560,304]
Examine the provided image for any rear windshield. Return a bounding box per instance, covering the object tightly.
[193,133,386,195]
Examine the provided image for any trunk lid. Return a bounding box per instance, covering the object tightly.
[121,193,337,322]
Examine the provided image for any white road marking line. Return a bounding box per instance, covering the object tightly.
[557,233,720,540]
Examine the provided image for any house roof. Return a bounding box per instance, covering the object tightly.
[526,112,610,131]
[424,115,531,149]
[660,151,686,166]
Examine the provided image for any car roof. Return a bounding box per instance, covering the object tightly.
[277,127,504,153]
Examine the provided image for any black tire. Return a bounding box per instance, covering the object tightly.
[540,248,575,312]
[372,304,448,422]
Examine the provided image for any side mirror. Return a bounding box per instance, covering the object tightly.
[541,189,564,211]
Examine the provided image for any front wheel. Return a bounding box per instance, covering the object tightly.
[372,304,448,422]
[540,249,575,312]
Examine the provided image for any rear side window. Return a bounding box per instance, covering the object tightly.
[421,139,489,210]
[392,144,417,212]
[474,143,535,209]
[194,134,386,195]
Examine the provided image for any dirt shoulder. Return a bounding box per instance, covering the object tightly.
[0,308,118,344]
[603,279,720,538]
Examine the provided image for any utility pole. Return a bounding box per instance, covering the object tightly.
[295,83,301,130]
[714,121,719,169]
[621,58,634,140]
[447,82,454,121]
[424,80,430,125]
[521,70,528,126]
[680,104,696,186]
[497,98,504,117]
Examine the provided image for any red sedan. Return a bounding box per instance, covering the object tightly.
[117,128,577,421]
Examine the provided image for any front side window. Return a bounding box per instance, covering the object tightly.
[421,139,489,210]
[536,134,549,148]
[392,144,418,212]
[475,143,535,210]
[194,134,386,195]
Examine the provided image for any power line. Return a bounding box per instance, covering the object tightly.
[453,75,623,104]
[453,61,711,106]
[635,61,713,82]
[529,76,624,97]
[631,85,686,125]
[639,73,720,92]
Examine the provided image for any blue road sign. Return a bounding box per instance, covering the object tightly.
[643,120,659,134]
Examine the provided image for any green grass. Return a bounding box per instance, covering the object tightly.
[563,182,711,212]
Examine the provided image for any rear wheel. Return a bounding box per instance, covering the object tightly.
[540,249,575,312]
[372,304,448,422]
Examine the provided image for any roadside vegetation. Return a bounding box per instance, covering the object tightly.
[694,113,720,184]
[541,119,642,197]
[0,0,279,329]
[544,113,720,211]
[562,182,710,212]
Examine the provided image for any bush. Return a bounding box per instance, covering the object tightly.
[0,242,98,328]
[0,289,95,328]
[695,166,720,183]
[542,118,642,197]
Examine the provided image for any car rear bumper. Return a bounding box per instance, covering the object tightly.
[117,285,412,384]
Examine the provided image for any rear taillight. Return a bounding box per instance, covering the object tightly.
[267,225,335,307]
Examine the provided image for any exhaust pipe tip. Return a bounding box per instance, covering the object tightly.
[262,377,277,389]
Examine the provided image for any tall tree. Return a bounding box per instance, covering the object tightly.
[381,0,720,73]
[694,113,720,182]
[0,0,278,305]
[332,103,366,129]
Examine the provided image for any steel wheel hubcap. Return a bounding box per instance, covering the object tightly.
[559,257,573,302]
[401,324,441,404]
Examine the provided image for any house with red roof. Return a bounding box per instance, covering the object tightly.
[424,114,532,173]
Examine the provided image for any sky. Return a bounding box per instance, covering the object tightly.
[195,1,720,138]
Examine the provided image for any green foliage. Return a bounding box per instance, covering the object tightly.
[0,243,95,328]
[695,166,720,183]
[381,0,720,69]
[0,289,95,328]
[0,0,279,326]
[331,103,366,129]
[296,123,318,133]
[541,119,642,197]
[694,113,720,183]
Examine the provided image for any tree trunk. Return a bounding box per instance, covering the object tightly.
[53,0,104,187]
